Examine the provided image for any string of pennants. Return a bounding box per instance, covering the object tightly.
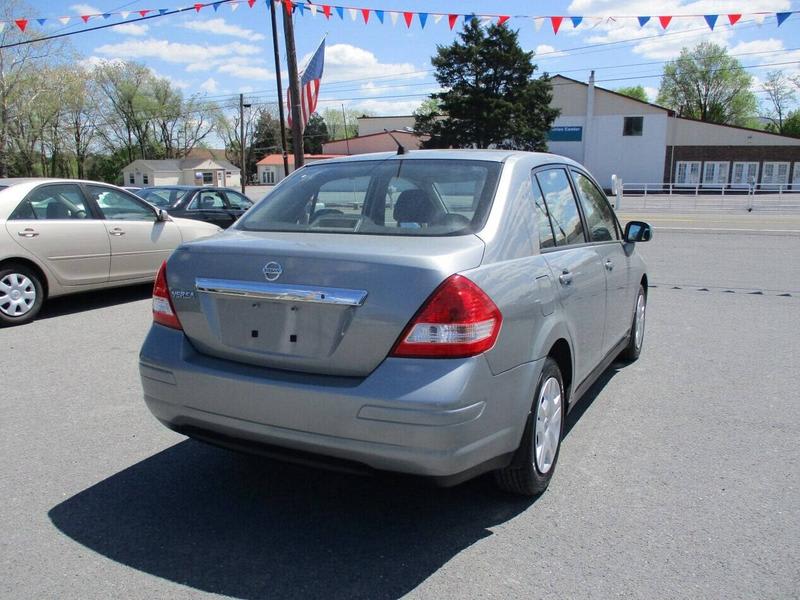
[0,0,796,34]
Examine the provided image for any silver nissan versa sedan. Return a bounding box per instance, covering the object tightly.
[139,150,651,496]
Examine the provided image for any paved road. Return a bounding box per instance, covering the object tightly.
[1,230,798,599]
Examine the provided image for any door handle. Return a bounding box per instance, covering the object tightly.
[605,259,614,271]
[18,229,39,238]
[558,271,573,286]
[109,228,125,236]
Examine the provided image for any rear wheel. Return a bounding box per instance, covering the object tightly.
[495,357,564,496]
[0,264,44,326]
[619,285,646,362]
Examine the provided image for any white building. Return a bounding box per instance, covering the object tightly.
[255,154,343,185]
[122,158,241,189]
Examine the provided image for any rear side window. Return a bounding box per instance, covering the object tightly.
[238,159,502,236]
[141,188,186,208]
[225,191,253,210]
[531,177,556,249]
[190,190,225,210]
[571,171,619,242]
[11,184,91,220]
[535,169,585,246]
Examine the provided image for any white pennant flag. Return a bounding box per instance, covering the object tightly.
[309,4,317,16]
[479,16,492,25]
[0,22,5,33]
[534,17,544,31]
[348,8,357,21]
[231,2,239,11]
[120,11,129,19]
[390,11,399,26]
[433,14,443,24]
[59,16,70,25]
[754,14,766,25]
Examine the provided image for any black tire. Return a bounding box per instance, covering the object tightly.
[495,357,565,496]
[0,263,45,327]
[619,284,646,363]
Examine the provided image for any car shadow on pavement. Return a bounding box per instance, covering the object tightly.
[48,363,622,599]
[37,284,152,320]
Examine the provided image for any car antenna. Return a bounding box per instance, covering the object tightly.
[384,129,406,155]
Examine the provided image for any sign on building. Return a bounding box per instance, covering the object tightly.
[547,126,583,142]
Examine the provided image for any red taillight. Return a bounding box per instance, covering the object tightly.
[152,261,182,330]
[390,274,502,358]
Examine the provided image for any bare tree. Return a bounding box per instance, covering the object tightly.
[761,70,797,134]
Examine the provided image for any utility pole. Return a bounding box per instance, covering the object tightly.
[281,0,304,168]
[238,93,251,193]
[269,0,290,177]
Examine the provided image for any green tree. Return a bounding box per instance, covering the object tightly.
[302,113,329,154]
[416,20,559,150]
[780,111,800,138]
[320,107,364,140]
[760,70,797,135]
[656,42,757,126]
[615,85,648,102]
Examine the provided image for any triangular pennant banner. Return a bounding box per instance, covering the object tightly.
[159,8,169,15]
[213,3,222,12]
[347,8,357,21]
[753,14,766,25]
[194,4,203,12]
[231,2,239,11]
[776,12,792,26]
[390,11,398,26]
[335,6,344,20]
[727,14,741,25]
[119,11,129,19]
[361,8,369,23]
[248,0,256,7]
[375,10,384,23]
[138,10,150,17]
[37,18,47,26]
[81,15,91,23]
[498,15,509,26]
[658,15,672,29]
[464,14,476,24]
[479,16,493,25]
[284,1,294,14]
[403,11,413,28]
[309,4,317,16]
[418,12,428,28]
[433,14,443,24]
[551,16,563,34]
[322,4,331,18]
[102,13,112,19]
[15,19,28,31]
[704,14,718,30]
[59,16,70,25]
[638,16,650,26]
[448,14,458,29]
[571,16,583,28]
[534,17,544,31]
[296,3,305,15]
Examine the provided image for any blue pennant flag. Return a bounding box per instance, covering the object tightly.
[418,12,427,28]
[335,6,344,19]
[776,12,792,26]
[37,18,47,25]
[375,10,384,23]
[297,3,304,14]
[638,16,650,27]
[213,2,222,11]
[159,8,169,15]
[571,16,583,27]
[102,13,112,19]
[464,13,476,24]
[704,14,718,30]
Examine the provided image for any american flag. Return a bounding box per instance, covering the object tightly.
[287,39,325,131]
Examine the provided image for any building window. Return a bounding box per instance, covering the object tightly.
[702,161,729,186]
[265,169,275,184]
[793,163,800,190]
[762,162,790,187]
[675,161,701,186]
[623,117,644,136]
[128,173,134,185]
[142,173,149,185]
[731,162,759,187]
[203,172,214,184]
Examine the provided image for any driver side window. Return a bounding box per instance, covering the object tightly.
[88,185,156,221]
[571,171,619,242]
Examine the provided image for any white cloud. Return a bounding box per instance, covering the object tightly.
[303,44,423,84]
[217,63,274,81]
[114,23,149,36]
[320,98,426,116]
[71,3,100,15]
[644,86,659,101]
[535,45,567,58]
[181,18,265,42]
[200,77,219,93]
[94,38,260,65]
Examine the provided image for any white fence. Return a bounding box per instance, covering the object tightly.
[618,182,800,213]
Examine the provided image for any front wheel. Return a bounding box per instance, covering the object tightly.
[495,357,565,496]
[619,285,646,362]
[0,264,44,327]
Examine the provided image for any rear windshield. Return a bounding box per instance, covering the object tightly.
[237,159,502,236]
[139,188,190,208]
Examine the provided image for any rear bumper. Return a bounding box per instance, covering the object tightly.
[139,325,542,478]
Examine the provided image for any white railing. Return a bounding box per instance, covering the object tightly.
[621,182,800,196]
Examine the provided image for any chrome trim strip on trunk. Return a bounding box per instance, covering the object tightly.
[195,277,368,306]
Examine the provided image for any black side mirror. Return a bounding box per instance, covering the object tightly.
[624,221,652,243]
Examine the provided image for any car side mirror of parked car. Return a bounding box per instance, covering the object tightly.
[156,209,169,222]
[624,221,652,243]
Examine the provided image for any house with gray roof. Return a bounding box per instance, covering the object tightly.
[122,157,241,189]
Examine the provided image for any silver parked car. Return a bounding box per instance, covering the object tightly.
[139,150,651,495]
[0,178,221,326]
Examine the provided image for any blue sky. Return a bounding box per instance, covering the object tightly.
[14,0,800,116]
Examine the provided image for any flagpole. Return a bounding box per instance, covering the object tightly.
[281,0,305,168]
[269,0,290,177]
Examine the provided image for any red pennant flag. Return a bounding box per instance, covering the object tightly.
[15,18,28,31]
[361,8,370,23]
[403,11,413,27]
[194,3,203,12]
[551,16,563,34]
[81,14,90,22]
[284,0,294,14]
[498,15,509,26]
[322,5,331,18]
[138,10,150,17]
[448,14,458,29]
[658,15,672,29]
[247,0,255,6]
[728,14,741,25]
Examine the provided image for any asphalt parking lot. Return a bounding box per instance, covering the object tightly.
[2,221,798,599]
